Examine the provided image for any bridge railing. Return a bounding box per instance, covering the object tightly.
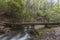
[0,22,60,28]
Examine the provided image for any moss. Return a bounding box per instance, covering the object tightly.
[37,28,54,35]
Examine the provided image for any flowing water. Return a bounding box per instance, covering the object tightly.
[0,27,31,40]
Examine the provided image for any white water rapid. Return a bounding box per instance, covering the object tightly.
[0,27,31,40]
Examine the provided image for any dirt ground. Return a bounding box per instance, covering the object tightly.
[32,27,60,40]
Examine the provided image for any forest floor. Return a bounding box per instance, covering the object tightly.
[32,27,60,40]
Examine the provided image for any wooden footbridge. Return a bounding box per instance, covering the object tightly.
[0,22,60,28]
[0,22,60,37]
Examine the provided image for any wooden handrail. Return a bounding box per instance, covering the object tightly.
[0,22,60,26]
[0,22,60,28]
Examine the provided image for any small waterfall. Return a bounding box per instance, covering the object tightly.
[0,26,31,40]
[2,36,8,40]
[0,34,8,40]
[10,34,21,40]
[18,27,31,40]
[0,34,6,38]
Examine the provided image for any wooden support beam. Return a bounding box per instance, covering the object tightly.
[0,22,60,28]
[0,22,60,25]
[31,25,35,29]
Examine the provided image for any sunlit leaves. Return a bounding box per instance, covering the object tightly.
[0,0,60,23]
[0,0,8,12]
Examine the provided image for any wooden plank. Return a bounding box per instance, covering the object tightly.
[0,22,60,26]
[4,22,60,25]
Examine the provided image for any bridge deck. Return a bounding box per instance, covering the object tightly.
[19,22,60,25]
[0,22,60,25]
[0,23,60,28]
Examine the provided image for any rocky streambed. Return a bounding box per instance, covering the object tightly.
[0,27,60,40]
[32,27,60,40]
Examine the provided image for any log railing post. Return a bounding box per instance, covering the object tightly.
[31,25,35,29]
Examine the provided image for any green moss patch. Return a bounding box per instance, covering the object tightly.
[37,28,54,35]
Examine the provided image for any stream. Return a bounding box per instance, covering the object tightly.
[1,27,60,40]
[0,27,31,40]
